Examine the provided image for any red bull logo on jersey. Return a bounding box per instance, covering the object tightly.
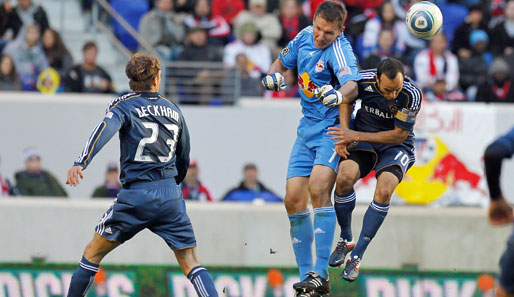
[315,60,325,73]
[298,72,319,98]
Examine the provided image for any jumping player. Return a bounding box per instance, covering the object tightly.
[262,2,361,296]
[483,128,514,297]
[65,54,218,297]
[320,58,422,282]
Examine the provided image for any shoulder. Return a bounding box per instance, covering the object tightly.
[106,92,140,111]
[358,69,376,83]
[401,77,423,110]
[293,26,313,42]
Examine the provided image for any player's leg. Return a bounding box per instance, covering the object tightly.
[285,137,317,280]
[173,247,218,297]
[67,233,120,297]
[496,232,514,297]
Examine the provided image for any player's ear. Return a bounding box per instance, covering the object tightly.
[341,25,345,33]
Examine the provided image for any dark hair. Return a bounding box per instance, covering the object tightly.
[243,163,257,171]
[378,1,398,24]
[313,1,347,29]
[82,41,97,52]
[377,58,404,80]
[125,53,161,91]
[0,55,18,81]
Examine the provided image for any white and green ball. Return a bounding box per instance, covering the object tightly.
[405,1,443,39]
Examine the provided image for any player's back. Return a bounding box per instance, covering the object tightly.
[107,92,189,186]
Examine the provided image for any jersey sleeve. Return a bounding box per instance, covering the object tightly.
[174,114,191,184]
[328,38,362,86]
[73,110,124,169]
[278,27,309,69]
[394,81,422,131]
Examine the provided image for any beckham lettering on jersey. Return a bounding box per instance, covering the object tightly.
[363,105,393,119]
[135,105,180,122]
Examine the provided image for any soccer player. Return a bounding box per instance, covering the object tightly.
[65,54,218,297]
[483,129,514,297]
[261,2,361,296]
[319,58,422,282]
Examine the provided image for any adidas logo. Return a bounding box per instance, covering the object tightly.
[105,227,113,234]
[292,237,302,244]
[365,85,373,92]
[314,228,325,234]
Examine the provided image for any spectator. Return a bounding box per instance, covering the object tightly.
[42,28,73,78]
[7,0,49,38]
[233,0,282,52]
[64,41,115,93]
[181,160,213,201]
[91,162,121,198]
[211,0,245,25]
[458,29,492,99]
[414,33,459,92]
[491,0,514,56]
[227,53,265,97]
[424,79,466,102]
[360,28,406,70]
[223,163,282,203]
[173,0,195,13]
[138,0,186,60]
[179,26,223,62]
[0,1,12,52]
[3,24,48,91]
[0,54,21,90]
[475,57,514,103]
[361,1,407,60]
[15,147,67,197]
[0,157,16,197]
[223,23,271,79]
[184,0,231,45]
[277,0,310,48]
[452,4,490,59]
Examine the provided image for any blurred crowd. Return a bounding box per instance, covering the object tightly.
[3,0,514,102]
[0,148,281,202]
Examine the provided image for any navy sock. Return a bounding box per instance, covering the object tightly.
[351,201,389,260]
[67,256,99,297]
[334,190,356,242]
[187,266,219,297]
[312,207,336,279]
[288,209,314,280]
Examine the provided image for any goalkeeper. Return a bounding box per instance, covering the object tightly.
[261,1,360,296]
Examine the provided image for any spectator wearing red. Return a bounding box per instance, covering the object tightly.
[475,58,514,103]
[211,0,245,25]
[182,160,213,202]
[184,0,231,45]
[424,79,466,102]
[277,0,310,48]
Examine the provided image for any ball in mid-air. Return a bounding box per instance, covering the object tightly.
[405,1,443,39]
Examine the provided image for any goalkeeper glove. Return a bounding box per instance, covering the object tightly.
[261,73,287,91]
[315,85,343,107]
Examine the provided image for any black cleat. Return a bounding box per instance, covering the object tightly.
[341,255,361,282]
[296,290,321,297]
[293,272,330,296]
[329,238,355,267]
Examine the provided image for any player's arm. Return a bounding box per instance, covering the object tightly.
[263,30,302,91]
[484,134,514,225]
[174,115,191,185]
[328,125,409,145]
[67,112,124,187]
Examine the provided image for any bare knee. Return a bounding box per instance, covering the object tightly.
[308,180,332,208]
[335,170,357,194]
[284,193,308,214]
[374,186,394,204]
[174,247,200,275]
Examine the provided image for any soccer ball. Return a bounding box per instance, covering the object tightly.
[405,1,443,39]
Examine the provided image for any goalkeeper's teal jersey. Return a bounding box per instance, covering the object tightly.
[279,26,361,121]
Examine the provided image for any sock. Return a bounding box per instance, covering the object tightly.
[334,190,356,242]
[288,209,314,280]
[187,266,219,297]
[351,201,389,260]
[67,256,99,297]
[312,207,336,279]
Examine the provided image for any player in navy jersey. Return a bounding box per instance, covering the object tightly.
[320,58,422,282]
[65,54,218,297]
[262,2,361,296]
[483,128,514,297]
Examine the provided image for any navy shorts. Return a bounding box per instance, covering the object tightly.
[499,229,514,293]
[95,178,196,250]
[348,141,415,180]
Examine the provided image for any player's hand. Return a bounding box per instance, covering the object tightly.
[261,73,287,91]
[335,144,350,159]
[315,85,343,107]
[328,127,358,145]
[489,197,514,226]
[66,165,84,187]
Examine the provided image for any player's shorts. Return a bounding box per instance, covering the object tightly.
[499,229,514,293]
[95,178,196,250]
[347,141,415,181]
[287,117,340,178]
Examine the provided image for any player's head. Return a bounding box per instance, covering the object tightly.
[376,58,404,100]
[125,53,162,92]
[312,1,346,49]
